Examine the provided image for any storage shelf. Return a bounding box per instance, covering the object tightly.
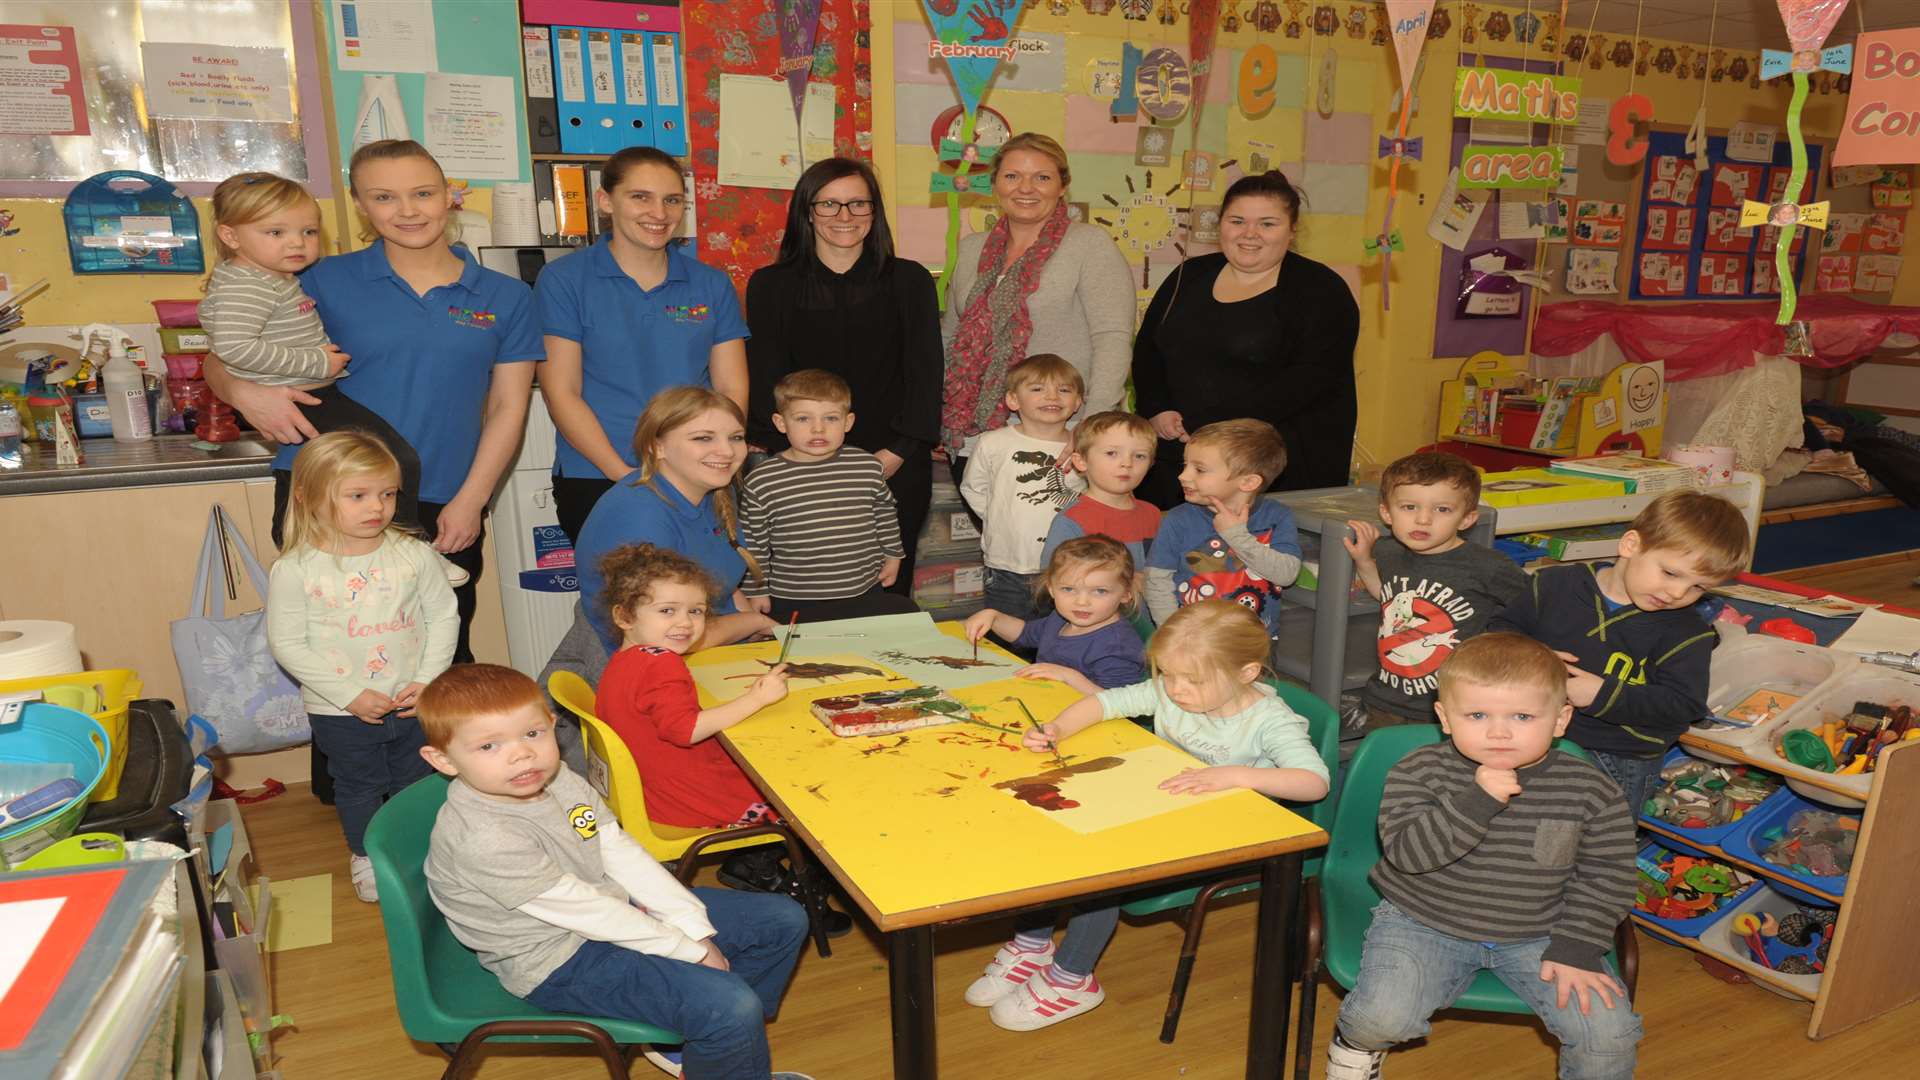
[1631,916,1819,1002]
[1678,731,1861,803]
[530,152,607,162]
[1447,433,1576,458]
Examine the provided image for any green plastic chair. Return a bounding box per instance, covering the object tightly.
[1118,679,1342,1043]
[363,773,680,1080]
[1290,725,1640,1080]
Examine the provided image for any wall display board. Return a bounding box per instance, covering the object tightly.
[1630,130,1822,301]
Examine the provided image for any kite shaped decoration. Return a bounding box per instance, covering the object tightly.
[777,0,825,129]
[922,0,1034,305]
[1369,1,1436,310]
[1758,0,1852,324]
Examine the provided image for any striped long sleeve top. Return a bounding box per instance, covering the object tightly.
[1369,744,1637,971]
[739,448,906,600]
[199,262,335,386]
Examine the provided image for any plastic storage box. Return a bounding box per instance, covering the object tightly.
[1747,666,1920,808]
[1633,841,1758,938]
[0,669,142,802]
[1698,883,1835,999]
[1689,634,1851,760]
[1638,747,1785,847]
[1720,789,1855,904]
[0,703,110,868]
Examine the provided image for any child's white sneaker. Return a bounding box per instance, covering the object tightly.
[989,969,1104,1031]
[350,854,379,903]
[963,940,1055,1006]
[1325,1033,1386,1080]
[640,1046,682,1077]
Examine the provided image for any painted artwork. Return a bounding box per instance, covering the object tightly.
[811,684,974,736]
[690,652,902,702]
[766,610,1024,691]
[993,743,1232,833]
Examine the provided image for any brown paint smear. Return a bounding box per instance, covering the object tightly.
[993,756,1126,812]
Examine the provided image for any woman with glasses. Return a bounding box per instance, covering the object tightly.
[535,146,751,542]
[940,132,1134,490]
[744,157,943,593]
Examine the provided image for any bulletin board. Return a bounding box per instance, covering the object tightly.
[682,0,870,292]
[884,3,1379,308]
[1807,164,1908,303]
[1628,130,1820,302]
[317,0,531,187]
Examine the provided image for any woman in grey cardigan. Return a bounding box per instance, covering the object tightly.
[940,132,1135,486]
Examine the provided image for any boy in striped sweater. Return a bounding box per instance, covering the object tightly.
[1327,633,1641,1080]
[741,370,916,621]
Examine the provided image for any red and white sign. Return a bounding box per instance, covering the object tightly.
[0,24,87,136]
[1835,28,1920,166]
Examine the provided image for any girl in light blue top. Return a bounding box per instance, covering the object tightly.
[965,600,1329,1034]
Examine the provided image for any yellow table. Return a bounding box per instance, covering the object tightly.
[693,624,1328,1079]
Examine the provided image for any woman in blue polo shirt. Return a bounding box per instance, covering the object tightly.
[573,386,776,652]
[206,139,541,664]
[536,146,750,543]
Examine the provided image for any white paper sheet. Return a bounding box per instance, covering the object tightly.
[332,0,438,74]
[1574,99,1609,145]
[1831,608,1920,655]
[1498,192,1546,239]
[0,896,65,998]
[423,72,520,180]
[352,73,409,148]
[140,43,293,123]
[717,75,836,189]
[490,181,539,245]
[1427,167,1488,251]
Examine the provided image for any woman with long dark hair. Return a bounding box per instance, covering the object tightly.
[1132,170,1360,507]
[537,146,750,542]
[744,157,942,590]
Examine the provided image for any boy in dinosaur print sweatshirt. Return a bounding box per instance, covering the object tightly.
[960,355,1087,620]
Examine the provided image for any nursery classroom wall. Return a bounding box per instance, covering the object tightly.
[870,0,1920,469]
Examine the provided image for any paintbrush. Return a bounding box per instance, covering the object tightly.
[775,612,799,665]
[1012,697,1069,770]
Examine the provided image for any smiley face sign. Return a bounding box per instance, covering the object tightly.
[1623,364,1663,433]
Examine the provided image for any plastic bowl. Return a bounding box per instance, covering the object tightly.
[0,703,110,868]
[1721,790,1855,904]
[1638,747,1786,846]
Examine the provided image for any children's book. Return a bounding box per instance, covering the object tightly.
[1548,453,1698,494]
[1477,469,1628,508]
[1515,522,1632,561]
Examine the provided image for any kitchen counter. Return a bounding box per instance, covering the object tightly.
[0,434,279,495]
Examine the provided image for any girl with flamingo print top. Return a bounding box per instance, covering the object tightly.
[267,430,459,904]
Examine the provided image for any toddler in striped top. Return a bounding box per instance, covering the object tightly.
[201,172,424,531]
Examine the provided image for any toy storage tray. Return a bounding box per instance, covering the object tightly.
[1637,747,1786,847]
[1720,790,1856,904]
[1697,883,1834,1001]
[1689,635,1851,758]
[1747,667,1920,808]
[1632,841,1759,938]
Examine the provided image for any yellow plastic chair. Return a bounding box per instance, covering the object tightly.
[547,671,834,957]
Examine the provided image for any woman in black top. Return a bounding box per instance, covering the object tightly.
[1132,170,1361,508]
[745,157,943,592]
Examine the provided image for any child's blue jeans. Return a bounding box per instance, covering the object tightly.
[1591,749,1664,818]
[983,567,1040,622]
[309,711,432,856]
[1016,904,1120,977]
[526,888,809,1079]
[1336,900,1641,1080]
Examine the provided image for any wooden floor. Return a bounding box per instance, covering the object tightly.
[243,558,1920,1079]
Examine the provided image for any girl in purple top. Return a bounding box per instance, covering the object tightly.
[963,536,1146,695]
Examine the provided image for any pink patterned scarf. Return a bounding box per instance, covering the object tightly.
[941,202,1072,454]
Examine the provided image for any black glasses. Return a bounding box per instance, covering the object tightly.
[811,198,874,218]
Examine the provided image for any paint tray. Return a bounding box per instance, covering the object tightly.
[810,685,972,737]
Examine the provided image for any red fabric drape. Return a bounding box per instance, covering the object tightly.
[1532,298,1920,379]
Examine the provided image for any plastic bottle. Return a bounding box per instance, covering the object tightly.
[102,337,153,442]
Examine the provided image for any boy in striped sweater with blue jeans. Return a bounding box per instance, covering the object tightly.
[1328,633,1641,1080]
[741,369,915,621]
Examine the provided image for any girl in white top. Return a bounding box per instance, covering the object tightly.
[266,430,458,903]
[965,600,1329,1032]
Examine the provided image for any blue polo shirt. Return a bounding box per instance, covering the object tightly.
[536,240,749,478]
[574,476,746,651]
[281,242,542,504]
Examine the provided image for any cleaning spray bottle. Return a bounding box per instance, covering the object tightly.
[95,327,153,442]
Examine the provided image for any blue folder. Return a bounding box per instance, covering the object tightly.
[552,26,594,155]
[616,30,655,150]
[583,28,623,155]
[645,31,688,157]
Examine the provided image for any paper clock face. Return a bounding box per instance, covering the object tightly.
[1108,191,1177,254]
[930,105,1012,155]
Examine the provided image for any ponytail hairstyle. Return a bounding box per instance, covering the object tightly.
[629,386,762,583]
[346,139,452,244]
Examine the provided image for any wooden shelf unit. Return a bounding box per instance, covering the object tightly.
[1648,735,1920,1038]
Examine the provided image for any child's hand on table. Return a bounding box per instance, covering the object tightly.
[1475,765,1522,804]
[1554,652,1603,708]
[747,665,789,706]
[1539,961,1626,1015]
[1021,722,1064,754]
[347,689,395,723]
[1209,498,1250,535]
[1160,765,1250,795]
[392,681,426,717]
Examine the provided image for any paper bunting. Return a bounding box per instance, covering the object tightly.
[777,0,825,128]
[1757,0,1850,325]
[1386,2,1435,112]
[1378,135,1423,161]
[929,171,989,194]
[1187,0,1222,132]
[922,0,1033,306]
[1740,199,1831,231]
